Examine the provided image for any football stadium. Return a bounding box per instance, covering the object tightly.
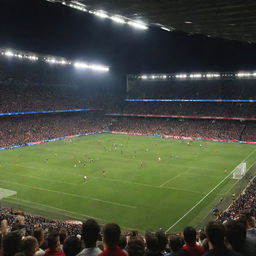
[0,1,256,256]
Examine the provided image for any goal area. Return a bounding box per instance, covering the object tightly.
[232,162,247,180]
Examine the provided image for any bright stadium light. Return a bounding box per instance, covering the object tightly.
[190,73,202,78]
[94,10,109,18]
[74,62,109,72]
[89,64,109,72]
[161,26,171,32]
[206,73,220,78]
[141,75,148,79]
[74,62,89,69]
[69,3,87,12]
[128,21,148,30]
[176,74,187,79]
[110,16,126,24]
[27,55,38,61]
[60,60,68,65]
[0,48,110,72]
[4,51,14,57]
[46,58,56,63]
[45,58,68,65]
[237,72,252,77]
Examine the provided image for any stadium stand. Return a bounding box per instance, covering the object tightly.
[0,60,256,256]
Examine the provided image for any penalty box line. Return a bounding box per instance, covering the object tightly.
[0,180,136,209]
[165,147,256,232]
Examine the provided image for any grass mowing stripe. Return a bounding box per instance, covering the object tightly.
[159,169,223,187]
[1,134,254,231]
[165,148,256,232]
[0,180,137,209]
[6,197,109,222]
[5,197,144,232]
[89,176,205,195]
[2,164,205,195]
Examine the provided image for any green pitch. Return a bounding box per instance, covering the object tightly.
[0,134,255,232]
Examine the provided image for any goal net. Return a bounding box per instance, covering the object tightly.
[232,162,247,180]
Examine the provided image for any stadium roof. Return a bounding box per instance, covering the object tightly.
[47,0,256,43]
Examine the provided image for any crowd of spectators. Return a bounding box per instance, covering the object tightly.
[0,113,109,148]
[219,177,256,223]
[0,84,119,113]
[1,205,256,256]
[1,114,256,148]
[110,118,256,141]
[0,64,256,255]
[122,102,255,118]
[127,80,256,99]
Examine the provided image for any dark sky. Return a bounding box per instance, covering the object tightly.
[1,0,256,75]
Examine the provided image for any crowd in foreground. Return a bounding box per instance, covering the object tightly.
[0,210,256,256]
[0,175,256,256]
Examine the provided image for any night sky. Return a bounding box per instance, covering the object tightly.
[1,0,256,76]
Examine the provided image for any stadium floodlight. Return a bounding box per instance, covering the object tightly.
[74,62,89,69]
[45,58,68,65]
[237,72,252,77]
[162,75,167,79]
[46,58,56,64]
[60,60,68,65]
[253,73,256,76]
[141,75,148,79]
[0,48,110,72]
[71,0,86,7]
[128,21,148,30]
[69,3,87,12]
[4,51,14,57]
[206,73,220,78]
[161,26,171,32]
[110,16,126,24]
[89,64,109,72]
[74,62,109,72]
[94,10,109,18]
[176,74,187,79]
[190,73,202,78]
[27,55,38,61]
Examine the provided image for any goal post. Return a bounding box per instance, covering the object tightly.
[232,162,247,180]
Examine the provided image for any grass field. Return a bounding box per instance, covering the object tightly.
[0,134,256,232]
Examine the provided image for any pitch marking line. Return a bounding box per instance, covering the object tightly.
[0,165,204,195]
[160,173,183,187]
[89,176,204,195]
[159,169,223,188]
[5,197,144,232]
[222,160,256,195]
[166,148,256,232]
[0,180,136,209]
